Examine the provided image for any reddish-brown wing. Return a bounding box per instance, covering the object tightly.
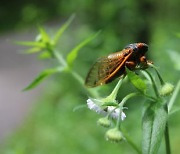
[85,50,132,87]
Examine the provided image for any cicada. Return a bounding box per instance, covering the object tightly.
[85,43,152,87]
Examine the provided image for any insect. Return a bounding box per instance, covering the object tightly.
[85,43,152,87]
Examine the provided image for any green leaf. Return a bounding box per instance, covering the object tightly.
[67,31,101,67]
[142,102,168,154]
[126,68,147,93]
[16,41,45,48]
[38,26,50,43]
[73,104,87,112]
[23,67,64,91]
[53,14,75,45]
[38,51,52,59]
[24,47,41,54]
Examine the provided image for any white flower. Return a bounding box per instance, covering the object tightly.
[121,111,126,121]
[107,106,126,120]
[87,98,126,120]
[87,98,106,115]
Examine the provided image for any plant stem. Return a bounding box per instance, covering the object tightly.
[120,92,139,106]
[143,70,159,98]
[71,71,99,98]
[149,63,165,85]
[110,77,124,100]
[102,77,124,102]
[168,80,180,112]
[165,104,171,154]
[53,50,67,67]
[53,49,99,98]
[143,94,157,102]
[165,123,171,154]
[121,127,141,154]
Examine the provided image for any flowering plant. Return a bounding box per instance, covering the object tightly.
[18,15,180,154]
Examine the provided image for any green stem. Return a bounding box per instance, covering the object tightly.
[53,50,67,66]
[143,94,157,102]
[116,93,138,129]
[165,104,171,154]
[149,64,165,86]
[143,70,159,98]
[109,77,124,100]
[71,71,99,98]
[168,80,180,112]
[121,127,141,154]
[165,124,171,154]
[154,69,165,86]
[53,49,99,98]
[116,109,122,129]
[102,77,124,102]
[149,63,165,85]
[120,92,139,107]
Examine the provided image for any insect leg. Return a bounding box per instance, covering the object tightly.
[140,56,147,63]
[125,61,136,70]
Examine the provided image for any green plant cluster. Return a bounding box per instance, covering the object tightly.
[1,14,180,154]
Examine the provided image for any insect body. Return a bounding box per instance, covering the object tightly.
[85,43,151,87]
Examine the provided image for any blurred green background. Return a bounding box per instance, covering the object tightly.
[0,0,179,153]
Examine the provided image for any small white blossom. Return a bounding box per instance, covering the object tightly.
[121,111,126,121]
[107,106,126,120]
[87,99,106,115]
[87,98,126,120]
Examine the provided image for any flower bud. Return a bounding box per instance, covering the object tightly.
[97,117,111,128]
[159,83,174,96]
[105,128,124,142]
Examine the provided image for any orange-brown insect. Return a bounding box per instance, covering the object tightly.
[85,43,151,87]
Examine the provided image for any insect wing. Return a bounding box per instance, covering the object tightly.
[85,53,124,87]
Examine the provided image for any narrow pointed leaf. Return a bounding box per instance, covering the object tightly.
[142,102,168,154]
[24,47,41,54]
[73,104,87,112]
[67,31,100,67]
[126,68,147,93]
[23,67,64,91]
[38,51,52,59]
[16,41,45,48]
[38,26,50,42]
[53,14,75,44]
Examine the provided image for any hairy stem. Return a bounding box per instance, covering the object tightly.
[71,71,99,98]
[102,77,124,103]
[149,63,165,85]
[53,49,99,98]
[143,70,159,98]
[121,127,141,154]
[168,80,180,112]
[165,104,171,154]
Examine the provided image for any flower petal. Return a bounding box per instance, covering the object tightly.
[121,111,126,121]
[87,99,126,120]
[87,99,106,115]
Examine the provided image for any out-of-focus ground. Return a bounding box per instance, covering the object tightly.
[0,30,43,141]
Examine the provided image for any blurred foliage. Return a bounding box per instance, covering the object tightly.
[0,0,180,153]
